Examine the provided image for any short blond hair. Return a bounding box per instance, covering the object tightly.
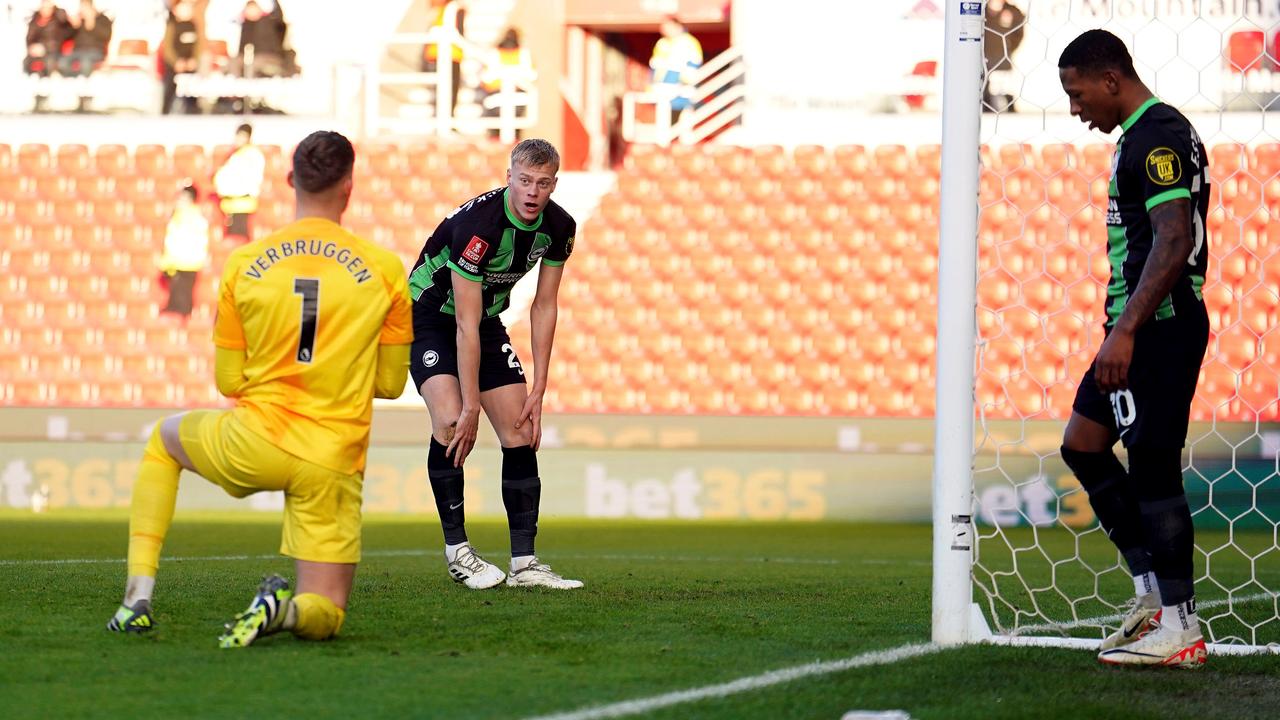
[510,139,560,171]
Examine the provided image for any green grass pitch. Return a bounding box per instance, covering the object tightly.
[2,513,1278,719]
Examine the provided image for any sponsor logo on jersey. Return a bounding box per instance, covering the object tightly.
[462,235,489,264]
[565,236,575,256]
[486,271,527,283]
[423,350,439,367]
[1146,147,1182,186]
[1106,198,1121,225]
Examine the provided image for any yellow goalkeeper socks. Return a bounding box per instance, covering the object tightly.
[126,425,182,579]
[291,593,346,640]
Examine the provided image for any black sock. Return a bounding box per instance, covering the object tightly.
[1129,445,1196,606]
[1060,445,1152,576]
[428,438,467,546]
[501,445,540,558]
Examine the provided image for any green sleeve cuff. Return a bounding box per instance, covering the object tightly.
[446,260,482,282]
[1145,188,1191,211]
[541,259,566,267]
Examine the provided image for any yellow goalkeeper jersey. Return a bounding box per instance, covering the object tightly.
[214,217,413,474]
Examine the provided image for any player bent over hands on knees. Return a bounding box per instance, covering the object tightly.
[406,139,582,590]
[107,131,414,646]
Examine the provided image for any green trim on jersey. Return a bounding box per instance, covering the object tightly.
[541,259,566,267]
[502,188,544,231]
[1121,97,1161,133]
[1105,225,1130,324]
[1144,187,1191,211]
[409,247,450,301]
[488,228,517,272]
[1190,274,1205,301]
[447,260,482,282]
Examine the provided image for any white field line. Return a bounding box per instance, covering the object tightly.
[0,549,929,568]
[521,643,943,720]
[1013,590,1277,634]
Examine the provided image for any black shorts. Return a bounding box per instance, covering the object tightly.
[1072,306,1209,449]
[410,314,526,394]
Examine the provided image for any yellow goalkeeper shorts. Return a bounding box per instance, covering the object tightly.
[178,410,363,564]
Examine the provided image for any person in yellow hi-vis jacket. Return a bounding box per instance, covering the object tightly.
[649,15,702,123]
[106,131,414,648]
[214,123,266,241]
[158,183,210,317]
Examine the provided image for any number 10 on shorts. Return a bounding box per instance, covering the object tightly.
[1109,389,1136,431]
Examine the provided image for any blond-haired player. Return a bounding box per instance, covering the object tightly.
[406,139,581,589]
[106,131,413,647]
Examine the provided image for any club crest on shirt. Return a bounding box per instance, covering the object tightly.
[527,245,548,263]
[565,236,575,256]
[462,235,489,264]
[1146,147,1182,186]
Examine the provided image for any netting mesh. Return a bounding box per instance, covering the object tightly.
[969,1,1280,648]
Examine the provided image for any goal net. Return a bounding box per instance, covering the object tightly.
[935,1,1280,653]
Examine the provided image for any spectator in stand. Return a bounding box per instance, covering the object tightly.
[648,16,702,125]
[422,0,466,118]
[162,0,206,115]
[62,1,112,76]
[479,28,534,137]
[234,1,289,78]
[983,0,1025,113]
[61,1,114,113]
[159,184,211,319]
[213,123,266,241]
[25,0,72,113]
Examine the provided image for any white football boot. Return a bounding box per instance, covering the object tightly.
[446,544,506,589]
[506,558,584,589]
[1098,620,1207,668]
[1099,600,1160,650]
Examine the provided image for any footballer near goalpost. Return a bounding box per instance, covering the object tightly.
[407,139,582,590]
[1057,30,1211,667]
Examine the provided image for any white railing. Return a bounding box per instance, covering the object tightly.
[621,46,745,146]
[366,21,537,142]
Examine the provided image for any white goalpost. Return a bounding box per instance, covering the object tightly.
[933,0,1280,655]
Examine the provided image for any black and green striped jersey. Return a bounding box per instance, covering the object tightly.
[408,187,575,324]
[1104,98,1209,328]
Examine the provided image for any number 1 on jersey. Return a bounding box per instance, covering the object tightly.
[293,278,319,363]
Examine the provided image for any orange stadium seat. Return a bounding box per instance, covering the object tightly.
[173,145,211,182]
[792,145,830,177]
[832,145,869,178]
[93,144,130,176]
[1251,143,1280,181]
[1080,144,1113,180]
[1211,143,1247,184]
[17,144,52,176]
[873,145,911,178]
[55,144,92,176]
[751,145,788,176]
[134,144,169,177]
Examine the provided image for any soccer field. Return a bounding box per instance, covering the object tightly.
[3,513,1279,719]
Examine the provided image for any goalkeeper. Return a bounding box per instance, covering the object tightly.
[1057,30,1211,668]
[106,131,414,648]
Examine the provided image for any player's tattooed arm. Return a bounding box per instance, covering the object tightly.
[1093,197,1194,392]
[1113,198,1194,336]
